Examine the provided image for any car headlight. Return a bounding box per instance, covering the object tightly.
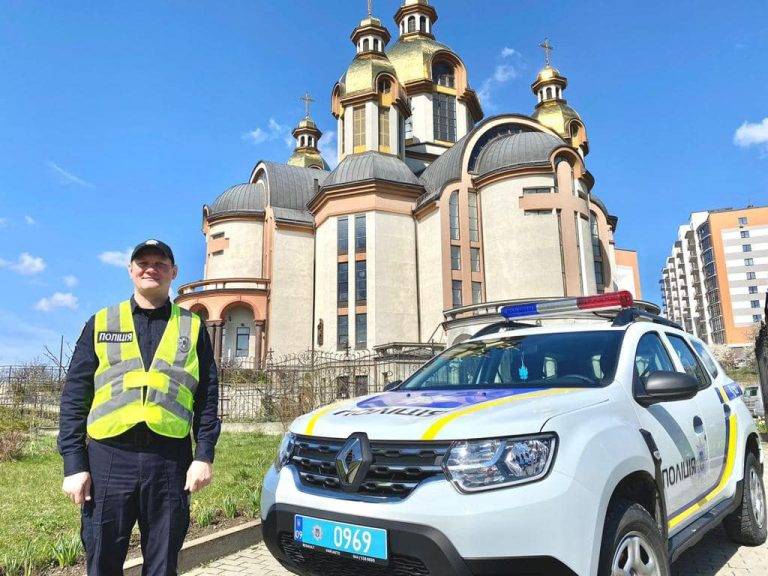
[274,432,296,471]
[443,434,557,493]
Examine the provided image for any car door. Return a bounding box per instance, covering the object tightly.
[630,331,704,519]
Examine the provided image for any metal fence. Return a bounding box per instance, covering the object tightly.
[0,343,442,427]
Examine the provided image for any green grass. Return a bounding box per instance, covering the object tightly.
[0,433,280,574]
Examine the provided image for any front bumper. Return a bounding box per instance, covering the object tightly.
[261,465,597,575]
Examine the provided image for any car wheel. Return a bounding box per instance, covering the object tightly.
[598,499,669,576]
[724,451,767,545]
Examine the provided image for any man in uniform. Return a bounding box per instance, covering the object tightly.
[58,239,221,576]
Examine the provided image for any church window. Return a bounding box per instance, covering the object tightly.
[355,313,367,349]
[355,214,366,252]
[452,280,463,307]
[449,191,460,240]
[546,87,553,99]
[378,78,391,93]
[340,114,345,154]
[211,232,224,240]
[378,107,390,151]
[405,116,413,140]
[451,246,461,270]
[353,106,366,149]
[472,282,482,304]
[235,327,250,358]
[337,315,349,350]
[433,62,455,88]
[408,16,416,32]
[468,191,479,242]
[363,38,370,52]
[434,93,457,142]
[373,39,379,51]
[592,216,604,291]
[338,262,349,305]
[471,248,481,273]
[338,216,348,254]
[420,16,426,31]
[355,260,367,303]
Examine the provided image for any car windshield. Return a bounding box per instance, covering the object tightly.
[402,330,623,390]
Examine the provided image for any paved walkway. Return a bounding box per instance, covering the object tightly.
[185,524,768,576]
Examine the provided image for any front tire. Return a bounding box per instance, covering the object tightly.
[724,451,767,545]
[598,499,669,576]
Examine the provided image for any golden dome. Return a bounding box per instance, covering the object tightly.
[386,35,456,85]
[537,65,562,82]
[287,149,329,170]
[340,53,399,96]
[532,100,582,139]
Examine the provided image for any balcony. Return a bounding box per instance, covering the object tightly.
[177,277,269,295]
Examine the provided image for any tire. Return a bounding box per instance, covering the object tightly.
[598,499,670,576]
[724,451,767,545]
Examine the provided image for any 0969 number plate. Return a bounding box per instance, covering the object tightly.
[294,514,388,563]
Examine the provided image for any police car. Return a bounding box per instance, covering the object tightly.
[261,292,766,576]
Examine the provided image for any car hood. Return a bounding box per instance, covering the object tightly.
[290,387,608,441]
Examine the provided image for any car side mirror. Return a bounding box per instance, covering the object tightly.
[635,371,699,407]
[383,380,402,392]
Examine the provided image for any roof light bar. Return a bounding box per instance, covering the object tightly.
[500,291,634,320]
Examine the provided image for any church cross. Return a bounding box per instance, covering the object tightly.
[367,0,373,17]
[539,38,554,66]
[300,92,315,118]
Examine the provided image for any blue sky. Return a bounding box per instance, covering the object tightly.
[0,0,766,364]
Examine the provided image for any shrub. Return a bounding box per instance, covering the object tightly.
[247,485,262,519]
[192,506,217,528]
[51,534,82,568]
[222,496,238,519]
[0,431,27,462]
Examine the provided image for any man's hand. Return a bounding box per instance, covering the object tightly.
[185,460,213,493]
[62,472,92,505]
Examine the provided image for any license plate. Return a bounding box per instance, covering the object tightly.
[294,514,388,563]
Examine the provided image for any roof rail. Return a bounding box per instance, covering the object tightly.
[611,308,682,330]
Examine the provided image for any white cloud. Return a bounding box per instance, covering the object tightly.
[62,274,78,287]
[0,217,7,228]
[24,215,35,225]
[98,247,132,267]
[734,118,768,150]
[47,161,95,188]
[35,292,78,312]
[0,252,46,275]
[243,127,268,144]
[477,47,524,111]
[243,117,294,148]
[318,130,338,169]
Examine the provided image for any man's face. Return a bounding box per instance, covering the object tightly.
[128,249,178,295]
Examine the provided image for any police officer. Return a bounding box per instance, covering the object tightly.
[58,240,221,576]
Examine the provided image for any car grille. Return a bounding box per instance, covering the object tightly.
[291,435,450,499]
[279,532,430,576]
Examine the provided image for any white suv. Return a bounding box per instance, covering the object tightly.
[261,293,766,576]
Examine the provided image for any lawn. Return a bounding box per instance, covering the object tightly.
[0,432,280,575]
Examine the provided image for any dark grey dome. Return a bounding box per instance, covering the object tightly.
[473,131,563,178]
[208,183,266,217]
[323,152,422,188]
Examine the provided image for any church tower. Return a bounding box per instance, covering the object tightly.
[287,93,330,170]
[331,3,411,163]
[531,39,589,157]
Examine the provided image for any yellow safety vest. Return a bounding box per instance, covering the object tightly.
[87,300,201,440]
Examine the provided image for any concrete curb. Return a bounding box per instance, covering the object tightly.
[120,520,263,576]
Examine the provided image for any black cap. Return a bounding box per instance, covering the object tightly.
[131,239,175,264]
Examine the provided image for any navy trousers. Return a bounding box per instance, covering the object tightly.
[81,428,192,576]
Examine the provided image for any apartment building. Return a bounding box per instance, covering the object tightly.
[661,205,768,346]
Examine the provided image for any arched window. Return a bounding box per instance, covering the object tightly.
[449,191,460,241]
[433,61,455,88]
[590,213,604,291]
[546,87,553,99]
[420,16,426,31]
[408,16,416,33]
[378,78,391,94]
[373,39,379,51]
[363,38,370,52]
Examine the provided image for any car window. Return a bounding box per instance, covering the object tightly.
[666,334,711,390]
[690,339,719,378]
[634,333,675,384]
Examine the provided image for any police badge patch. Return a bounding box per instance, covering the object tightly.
[178,336,190,353]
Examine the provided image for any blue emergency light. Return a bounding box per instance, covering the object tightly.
[500,291,634,320]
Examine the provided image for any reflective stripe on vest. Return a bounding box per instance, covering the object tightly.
[87,300,201,440]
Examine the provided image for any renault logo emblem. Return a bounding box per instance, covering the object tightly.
[335,432,372,492]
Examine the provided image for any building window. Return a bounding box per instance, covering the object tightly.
[741,230,750,238]
[235,327,249,357]
[471,247,481,272]
[739,216,748,226]
[407,16,416,32]
[749,286,758,294]
[747,271,757,280]
[745,258,754,266]
[754,315,763,323]
[743,244,752,252]
[419,15,426,31]
[355,260,367,303]
[378,107,390,151]
[362,38,370,52]
[523,187,551,194]
[449,191,460,240]
[751,300,761,308]
[433,62,455,88]
[451,245,461,270]
[337,262,348,305]
[590,216,604,290]
[211,250,223,257]
[355,214,366,252]
[353,106,366,150]
[468,191,479,242]
[340,114,345,154]
[378,79,391,93]
[404,117,413,140]
[355,313,367,349]
[337,315,349,350]
[433,93,457,142]
[211,232,224,240]
[338,216,348,254]
[472,282,482,304]
[452,280,462,307]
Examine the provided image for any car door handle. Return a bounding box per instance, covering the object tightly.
[693,416,704,433]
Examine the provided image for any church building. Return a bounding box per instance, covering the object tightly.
[176,0,642,367]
